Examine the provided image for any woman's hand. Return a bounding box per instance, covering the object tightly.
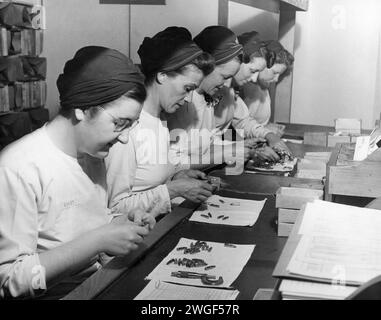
[171,169,207,181]
[265,133,292,156]
[128,210,156,231]
[98,215,149,257]
[250,146,280,162]
[166,178,214,203]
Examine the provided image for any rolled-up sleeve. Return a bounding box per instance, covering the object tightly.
[0,167,46,299]
[232,97,271,139]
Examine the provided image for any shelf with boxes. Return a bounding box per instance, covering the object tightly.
[0,1,47,149]
[275,187,324,237]
[303,118,370,147]
[0,0,46,113]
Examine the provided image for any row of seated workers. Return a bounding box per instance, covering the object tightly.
[0,25,295,299]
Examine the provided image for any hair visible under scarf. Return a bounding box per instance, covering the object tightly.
[238,31,266,60]
[57,46,145,110]
[138,26,204,78]
[194,26,243,65]
[265,40,294,69]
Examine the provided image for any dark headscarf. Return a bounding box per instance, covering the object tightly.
[238,31,265,58]
[57,46,144,109]
[138,26,203,77]
[194,26,242,65]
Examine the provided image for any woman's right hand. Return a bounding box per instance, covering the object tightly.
[251,146,280,162]
[97,214,149,257]
[166,178,214,203]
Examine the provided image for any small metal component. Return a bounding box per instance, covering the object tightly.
[171,271,224,286]
[224,243,237,248]
[222,216,229,220]
[200,214,210,219]
[207,176,221,191]
[217,215,224,219]
[176,247,187,251]
[230,202,240,206]
[166,259,175,265]
[208,212,212,218]
[208,203,220,208]
[204,265,216,271]
[219,199,225,204]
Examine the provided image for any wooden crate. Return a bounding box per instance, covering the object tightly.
[275,187,324,209]
[326,143,381,199]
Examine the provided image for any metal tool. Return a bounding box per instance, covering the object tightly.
[171,271,224,286]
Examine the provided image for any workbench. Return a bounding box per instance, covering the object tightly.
[62,142,329,300]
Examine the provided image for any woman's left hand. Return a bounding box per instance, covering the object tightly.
[128,210,156,231]
[172,169,207,181]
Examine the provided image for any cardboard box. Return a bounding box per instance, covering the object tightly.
[275,187,324,209]
[278,222,294,237]
[335,118,361,136]
[278,208,300,224]
[303,132,327,147]
[327,134,351,147]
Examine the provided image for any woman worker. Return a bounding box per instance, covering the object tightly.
[241,40,294,129]
[106,27,215,217]
[0,46,155,299]
[214,31,292,161]
[166,26,290,168]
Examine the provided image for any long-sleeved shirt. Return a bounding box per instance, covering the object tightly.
[165,88,271,168]
[214,86,271,139]
[240,82,271,125]
[0,126,111,299]
[106,110,175,216]
[165,91,217,170]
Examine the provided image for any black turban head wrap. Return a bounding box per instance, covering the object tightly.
[138,26,204,77]
[57,46,145,110]
[238,31,265,58]
[194,26,243,65]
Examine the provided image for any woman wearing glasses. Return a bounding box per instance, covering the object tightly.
[106,27,216,217]
[0,46,155,299]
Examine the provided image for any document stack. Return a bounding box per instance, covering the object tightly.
[273,200,381,299]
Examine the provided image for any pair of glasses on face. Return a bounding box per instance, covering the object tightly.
[97,106,139,133]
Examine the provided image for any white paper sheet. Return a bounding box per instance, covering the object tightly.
[188,195,266,227]
[279,280,356,300]
[287,200,381,285]
[287,235,381,285]
[298,200,381,240]
[146,238,255,288]
[134,281,240,300]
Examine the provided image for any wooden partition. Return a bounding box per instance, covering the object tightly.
[218,0,309,123]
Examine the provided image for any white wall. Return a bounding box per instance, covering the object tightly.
[129,0,219,63]
[43,0,131,117]
[291,0,381,129]
[228,1,279,41]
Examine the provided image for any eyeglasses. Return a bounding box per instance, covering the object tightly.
[97,106,139,133]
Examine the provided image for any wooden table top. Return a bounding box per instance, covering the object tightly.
[63,142,330,300]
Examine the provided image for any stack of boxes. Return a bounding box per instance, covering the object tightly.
[303,119,363,147]
[0,1,46,113]
[276,187,324,237]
